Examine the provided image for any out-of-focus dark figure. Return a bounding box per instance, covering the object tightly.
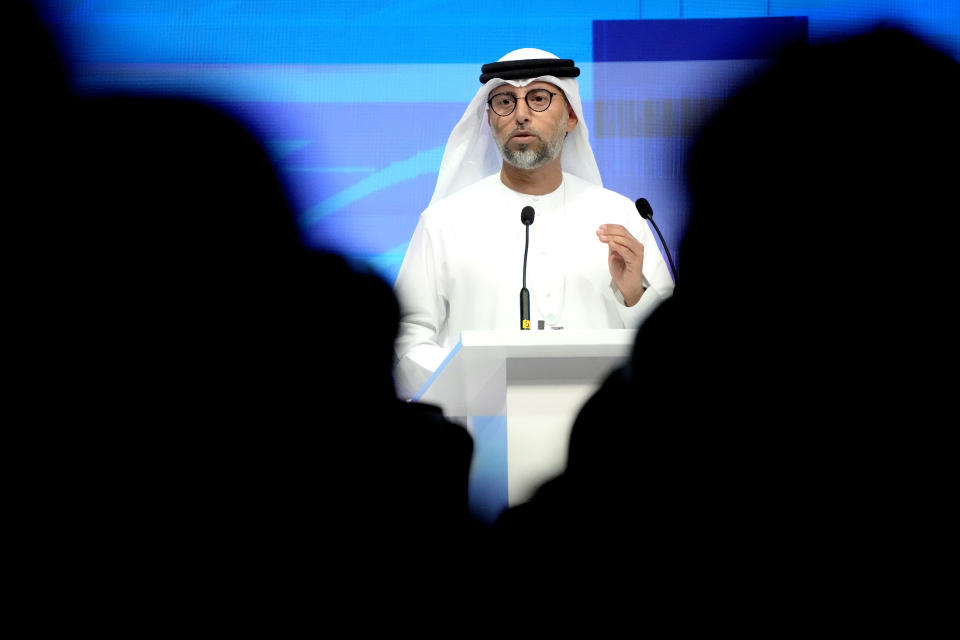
[11,2,475,624]
[8,1,78,351]
[64,89,476,549]
[493,25,959,620]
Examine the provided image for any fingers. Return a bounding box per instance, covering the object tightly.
[597,224,643,262]
[596,224,638,249]
[605,240,638,265]
[597,223,632,239]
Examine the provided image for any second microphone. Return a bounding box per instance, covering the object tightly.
[520,205,535,330]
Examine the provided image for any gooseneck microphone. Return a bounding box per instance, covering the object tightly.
[635,198,678,286]
[520,206,535,329]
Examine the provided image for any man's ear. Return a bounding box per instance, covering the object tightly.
[566,103,579,133]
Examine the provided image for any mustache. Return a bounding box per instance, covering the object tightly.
[509,126,543,140]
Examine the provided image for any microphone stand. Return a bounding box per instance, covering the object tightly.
[520,206,535,329]
[635,198,678,286]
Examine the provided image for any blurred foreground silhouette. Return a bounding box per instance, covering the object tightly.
[492,25,959,620]
[12,2,476,622]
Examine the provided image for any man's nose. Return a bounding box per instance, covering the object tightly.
[514,96,532,122]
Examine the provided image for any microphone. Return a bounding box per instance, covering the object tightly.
[635,198,678,285]
[520,206,535,329]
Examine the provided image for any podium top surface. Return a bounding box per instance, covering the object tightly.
[414,329,637,413]
[457,328,636,350]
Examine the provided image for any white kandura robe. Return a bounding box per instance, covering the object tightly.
[393,172,675,399]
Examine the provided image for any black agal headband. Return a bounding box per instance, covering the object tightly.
[479,58,580,84]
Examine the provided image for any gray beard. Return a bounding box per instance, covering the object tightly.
[497,123,566,170]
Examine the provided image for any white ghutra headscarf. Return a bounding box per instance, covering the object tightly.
[429,48,603,204]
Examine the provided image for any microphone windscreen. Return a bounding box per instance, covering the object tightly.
[521,206,535,226]
[635,198,653,219]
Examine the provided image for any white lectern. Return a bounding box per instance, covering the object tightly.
[413,329,636,523]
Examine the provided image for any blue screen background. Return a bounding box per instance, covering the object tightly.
[35,1,960,284]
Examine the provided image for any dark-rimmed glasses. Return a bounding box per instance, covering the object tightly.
[487,88,559,117]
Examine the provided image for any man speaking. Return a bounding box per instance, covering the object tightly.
[393,48,675,398]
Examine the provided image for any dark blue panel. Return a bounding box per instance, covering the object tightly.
[593,17,809,62]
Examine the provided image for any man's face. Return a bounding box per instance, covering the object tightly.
[487,81,578,170]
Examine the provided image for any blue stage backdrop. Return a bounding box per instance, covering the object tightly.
[36,1,960,284]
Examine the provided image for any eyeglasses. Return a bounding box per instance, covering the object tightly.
[487,88,560,117]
